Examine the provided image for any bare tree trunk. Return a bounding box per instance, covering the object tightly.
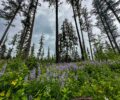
[56,0,59,63]
[104,0,120,23]
[72,4,84,60]
[0,6,20,47]
[97,0,120,53]
[26,0,39,58]
[103,17,120,53]
[88,34,94,60]
[95,2,116,53]
[76,2,87,59]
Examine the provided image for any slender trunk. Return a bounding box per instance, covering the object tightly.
[72,4,84,60]
[66,45,68,62]
[100,0,120,53]
[0,6,20,47]
[76,4,86,58]
[18,0,33,56]
[88,34,94,60]
[78,17,87,59]
[59,37,61,61]
[26,0,39,58]
[18,27,27,56]
[98,0,120,53]
[103,16,120,53]
[95,1,116,53]
[104,0,120,23]
[18,0,34,58]
[56,0,59,63]
[82,8,94,60]
[85,25,94,60]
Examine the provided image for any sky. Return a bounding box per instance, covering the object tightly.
[0,0,119,57]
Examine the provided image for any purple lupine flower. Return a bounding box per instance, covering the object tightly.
[30,68,36,80]
[53,72,58,79]
[37,67,41,80]
[61,72,65,79]
[59,72,66,87]
[57,65,66,71]
[72,64,78,71]
[46,68,53,80]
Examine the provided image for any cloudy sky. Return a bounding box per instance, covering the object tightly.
[1,0,119,57]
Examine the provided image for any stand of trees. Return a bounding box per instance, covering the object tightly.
[93,0,120,54]
[0,0,120,62]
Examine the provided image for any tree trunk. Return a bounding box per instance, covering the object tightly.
[0,6,20,47]
[95,1,116,53]
[56,0,59,63]
[18,0,33,57]
[103,16,120,53]
[76,3,87,59]
[104,0,120,23]
[72,4,84,60]
[26,0,39,58]
[88,34,94,60]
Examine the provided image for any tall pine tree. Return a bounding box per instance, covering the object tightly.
[0,0,24,47]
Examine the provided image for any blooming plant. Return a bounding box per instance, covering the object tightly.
[0,59,120,100]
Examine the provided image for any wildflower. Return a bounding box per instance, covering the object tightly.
[72,64,78,71]
[11,80,17,86]
[30,68,36,80]
[0,91,5,96]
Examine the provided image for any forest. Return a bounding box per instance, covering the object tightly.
[0,0,120,99]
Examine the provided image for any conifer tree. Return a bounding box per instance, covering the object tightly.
[74,47,80,61]
[66,0,85,60]
[37,34,44,60]
[74,0,87,58]
[0,36,7,59]
[47,47,50,60]
[0,0,24,47]
[7,34,18,59]
[101,0,120,23]
[93,0,120,54]
[59,19,78,62]
[18,0,39,58]
[82,7,94,60]
[31,43,35,57]
[43,0,60,63]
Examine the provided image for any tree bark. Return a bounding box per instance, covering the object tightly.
[78,15,87,59]
[95,1,116,53]
[26,0,39,58]
[103,16,120,53]
[0,6,20,47]
[104,0,120,23]
[72,4,84,60]
[76,2,86,59]
[56,0,59,63]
